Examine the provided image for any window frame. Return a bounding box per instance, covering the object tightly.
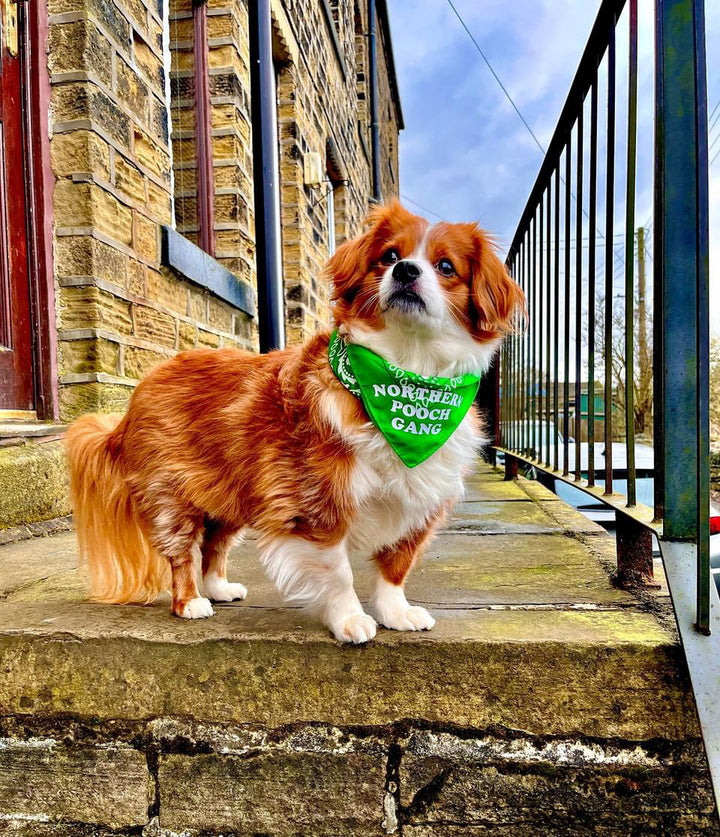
[192,0,216,257]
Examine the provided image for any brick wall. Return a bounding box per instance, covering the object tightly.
[375,11,401,200]
[49,0,256,422]
[47,0,401,420]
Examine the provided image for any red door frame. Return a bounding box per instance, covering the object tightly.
[0,0,34,410]
[20,0,57,420]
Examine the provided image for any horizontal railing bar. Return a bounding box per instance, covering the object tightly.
[495,447,661,536]
[507,0,627,260]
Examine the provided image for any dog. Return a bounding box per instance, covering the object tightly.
[66,200,525,643]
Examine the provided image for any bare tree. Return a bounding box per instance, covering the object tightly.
[711,334,720,450]
[587,232,653,439]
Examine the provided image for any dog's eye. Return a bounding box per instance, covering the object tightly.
[436,258,456,276]
[381,248,400,265]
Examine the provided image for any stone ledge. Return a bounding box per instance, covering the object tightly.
[0,422,69,440]
[0,464,714,833]
[0,466,693,740]
[0,603,696,740]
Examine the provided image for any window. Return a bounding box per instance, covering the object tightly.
[159,0,255,321]
[167,0,215,256]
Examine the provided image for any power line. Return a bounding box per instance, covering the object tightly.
[709,100,720,133]
[399,194,445,221]
[445,0,629,268]
[445,0,546,156]
[709,130,720,156]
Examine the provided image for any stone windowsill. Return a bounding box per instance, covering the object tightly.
[160,226,256,319]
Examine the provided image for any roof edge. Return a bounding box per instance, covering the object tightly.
[375,0,404,131]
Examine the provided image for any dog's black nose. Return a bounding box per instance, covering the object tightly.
[392,260,421,284]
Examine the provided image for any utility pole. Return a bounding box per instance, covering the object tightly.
[637,227,650,435]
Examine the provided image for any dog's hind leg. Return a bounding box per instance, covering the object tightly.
[201,519,247,602]
[149,504,213,619]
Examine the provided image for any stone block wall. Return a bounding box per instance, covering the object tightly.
[374,11,401,200]
[45,0,401,421]
[49,0,255,422]
[0,716,716,834]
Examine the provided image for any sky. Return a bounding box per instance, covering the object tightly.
[386,0,720,332]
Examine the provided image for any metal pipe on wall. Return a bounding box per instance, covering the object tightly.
[249,0,285,352]
[368,0,382,202]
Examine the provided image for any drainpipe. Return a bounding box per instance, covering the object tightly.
[249,0,285,351]
[368,0,382,202]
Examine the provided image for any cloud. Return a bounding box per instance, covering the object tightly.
[388,0,598,232]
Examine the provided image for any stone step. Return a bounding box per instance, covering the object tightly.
[0,438,70,536]
[0,464,716,835]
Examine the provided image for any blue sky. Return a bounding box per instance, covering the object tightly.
[387,0,720,330]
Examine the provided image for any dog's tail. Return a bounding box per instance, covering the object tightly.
[65,413,170,603]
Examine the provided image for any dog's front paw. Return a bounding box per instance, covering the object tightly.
[376,603,436,632]
[371,581,436,632]
[179,596,215,619]
[330,612,377,644]
[204,573,247,602]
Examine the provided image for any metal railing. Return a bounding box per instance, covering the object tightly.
[496,0,718,807]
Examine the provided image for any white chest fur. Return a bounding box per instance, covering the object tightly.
[321,390,484,555]
[325,324,497,555]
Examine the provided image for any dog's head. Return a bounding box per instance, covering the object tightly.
[325,200,525,375]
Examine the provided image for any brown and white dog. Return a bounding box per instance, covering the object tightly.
[66,201,525,643]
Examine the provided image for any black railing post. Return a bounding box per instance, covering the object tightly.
[624,0,638,506]
[477,356,500,467]
[604,18,616,497]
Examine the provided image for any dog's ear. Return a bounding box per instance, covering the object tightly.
[326,234,369,304]
[469,229,526,339]
[326,201,399,303]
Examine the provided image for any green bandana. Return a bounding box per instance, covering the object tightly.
[328,330,482,468]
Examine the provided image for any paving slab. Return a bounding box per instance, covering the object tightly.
[446,499,564,534]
